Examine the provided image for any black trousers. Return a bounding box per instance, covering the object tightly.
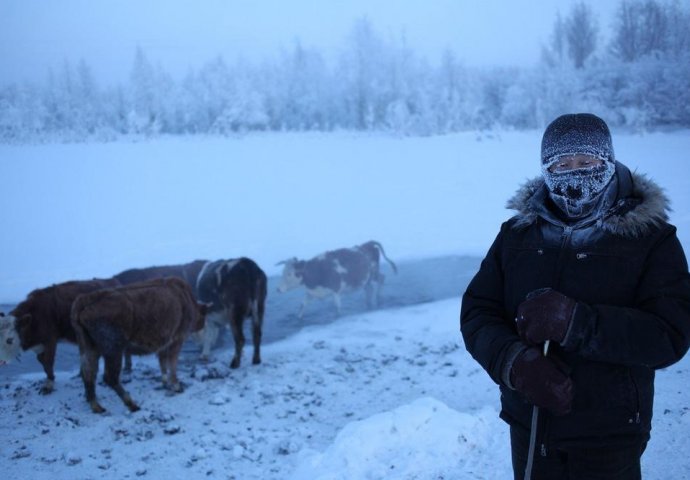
[510,425,648,480]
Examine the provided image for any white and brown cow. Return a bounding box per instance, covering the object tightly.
[71,277,207,413]
[0,278,121,394]
[276,240,398,318]
[196,257,267,368]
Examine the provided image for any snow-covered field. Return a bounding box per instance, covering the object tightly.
[2,298,690,479]
[1,130,690,479]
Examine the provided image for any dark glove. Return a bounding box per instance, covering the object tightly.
[511,347,574,416]
[516,289,576,345]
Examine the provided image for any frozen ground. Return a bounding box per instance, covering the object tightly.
[2,298,690,479]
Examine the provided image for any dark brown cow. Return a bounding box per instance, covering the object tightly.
[113,260,208,288]
[71,277,207,413]
[276,240,398,318]
[196,258,267,368]
[0,278,121,393]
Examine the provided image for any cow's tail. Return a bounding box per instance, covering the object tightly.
[371,241,398,274]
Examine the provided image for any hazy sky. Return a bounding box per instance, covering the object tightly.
[1,0,620,85]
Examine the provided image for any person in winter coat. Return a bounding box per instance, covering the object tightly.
[460,113,690,480]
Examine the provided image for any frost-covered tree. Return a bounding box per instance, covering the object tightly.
[72,60,100,135]
[665,0,690,56]
[542,13,568,67]
[431,49,471,132]
[337,17,387,129]
[266,41,331,130]
[211,64,269,134]
[128,47,173,135]
[382,33,424,134]
[610,0,640,62]
[0,83,48,142]
[604,0,690,126]
[3,9,690,142]
[183,56,233,132]
[610,0,690,61]
[473,69,517,129]
[610,0,666,61]
[564,2,599,68]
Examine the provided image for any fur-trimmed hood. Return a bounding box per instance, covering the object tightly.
[507,162,671,238]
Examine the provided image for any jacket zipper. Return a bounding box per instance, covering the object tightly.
[537,225,573,457]
[539,412,550,457]
[628,370,641,424]
[552,226,574,288]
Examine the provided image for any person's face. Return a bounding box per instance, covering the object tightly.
[548,154,604,173]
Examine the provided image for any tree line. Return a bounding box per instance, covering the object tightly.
[1,0,688,143]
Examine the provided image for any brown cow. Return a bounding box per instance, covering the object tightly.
[113,259,208,370]
[0,278,121,394]
[71,277,207,414]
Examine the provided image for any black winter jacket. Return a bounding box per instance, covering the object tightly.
[461,162,690,448]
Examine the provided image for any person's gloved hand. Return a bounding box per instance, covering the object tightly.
[511,347,574,416]
[516,288,576,345]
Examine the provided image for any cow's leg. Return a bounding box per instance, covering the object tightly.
[298,295,313,319]
[333,293,342,316]
[227,306,244,369]
[158,352,169,386]
[367,279,383,309]
[199,312,222,361]
[103,353,139,412]
[376,273,386,306]
[162,340,184,392]
[365,282,374,309]
[36,341,57,394]
[251,299,263,365]
[80,347,105,414]
[123,349,133,373]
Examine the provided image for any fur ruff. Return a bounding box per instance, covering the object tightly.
[507,171,670,237]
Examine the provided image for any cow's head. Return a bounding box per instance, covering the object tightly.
[276,258,303,293]
[0,312,22,365]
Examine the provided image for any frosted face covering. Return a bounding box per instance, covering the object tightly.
[542,159,615,219]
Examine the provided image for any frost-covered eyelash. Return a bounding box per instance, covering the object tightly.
[550,163,601,173]
[544,153,608,168]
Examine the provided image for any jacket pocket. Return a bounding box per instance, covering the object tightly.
[503,245,557,292]
[572,363,638,413]
[567,250,640,304]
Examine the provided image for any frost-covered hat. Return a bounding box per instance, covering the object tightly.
[541,113,614,166]
[540,113,617,219]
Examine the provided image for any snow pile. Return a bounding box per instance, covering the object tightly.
[292,397,499,479]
